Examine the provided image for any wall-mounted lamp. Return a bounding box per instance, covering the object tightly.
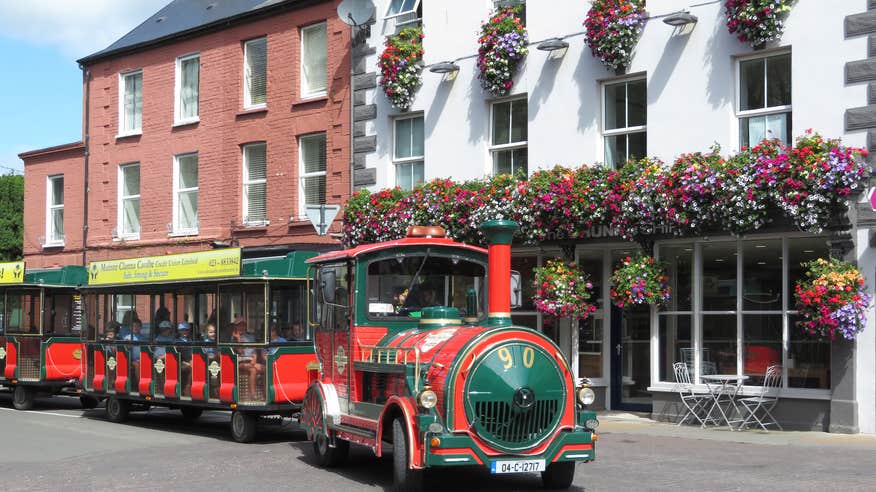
[429,61,460,81]
[536,37,569,59]
[663,10,698,27]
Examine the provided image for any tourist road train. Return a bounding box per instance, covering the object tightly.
[0,220,597,491]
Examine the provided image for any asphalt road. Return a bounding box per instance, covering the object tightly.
[0,393,874,491]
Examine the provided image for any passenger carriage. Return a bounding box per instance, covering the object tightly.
[79,248,319,442]
[301,222,598,491]
[0,263,91,410]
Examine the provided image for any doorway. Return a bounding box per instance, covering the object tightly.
[610,304,652,411]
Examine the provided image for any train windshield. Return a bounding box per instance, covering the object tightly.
[365,253,486,320]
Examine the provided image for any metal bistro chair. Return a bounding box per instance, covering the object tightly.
[738,365,783,432]
[673,362,711,426]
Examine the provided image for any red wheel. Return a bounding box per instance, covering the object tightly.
[301,385,348,467]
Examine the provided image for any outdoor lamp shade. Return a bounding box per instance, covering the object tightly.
[429,61,459,74]
[537,38,569,59]
[663,11,698,27]
[536,38,569,52]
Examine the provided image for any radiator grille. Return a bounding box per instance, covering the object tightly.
[473,398,560,446]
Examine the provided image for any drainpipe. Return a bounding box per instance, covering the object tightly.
[80,64,91,266]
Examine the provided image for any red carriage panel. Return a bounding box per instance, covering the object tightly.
[270,353,317,403]
[44,341,83,381]
[114,350,128,393]
[4,341,17,379]
[191,352,207,401]
[163,353,179,398]
[139,351,152,394]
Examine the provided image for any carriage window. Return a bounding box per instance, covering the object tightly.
[151,293,178,342]
[365,254,486,320]
[271,285,309,341]
[318,264,349,332]
[5,290,41,334]
[44,293,75,335]
[218,285,266,344]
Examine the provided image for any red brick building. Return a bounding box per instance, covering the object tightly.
[21,0,351,268]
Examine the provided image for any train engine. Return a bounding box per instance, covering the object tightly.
[301,221,598,491]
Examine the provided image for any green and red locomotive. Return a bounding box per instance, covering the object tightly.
[301,220,598,491]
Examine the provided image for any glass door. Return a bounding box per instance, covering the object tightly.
[610,249,651,411]
[611,304,652,411]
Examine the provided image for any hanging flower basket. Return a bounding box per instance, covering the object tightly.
[584,0,646,72]
[378,27,425,111]
[477,5,528,97]
[794,258,871,341]
[610,254,671,309]
[775,131,870,233]
[724,0,794,48]
[533,260,597,319]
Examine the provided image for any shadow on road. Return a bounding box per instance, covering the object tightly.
[0,391,88,411]
[288,440,586,492]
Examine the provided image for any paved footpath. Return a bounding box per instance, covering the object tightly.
[0,395,874,491]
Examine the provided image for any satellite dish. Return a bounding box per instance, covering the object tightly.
[337,0,375,27]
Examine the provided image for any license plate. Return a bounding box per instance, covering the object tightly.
[490,459,546,474]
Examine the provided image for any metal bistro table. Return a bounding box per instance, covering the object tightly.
[701,374,749,430]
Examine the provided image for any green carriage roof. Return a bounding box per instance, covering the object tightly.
[24,265,88,287]
[241,251,318,279]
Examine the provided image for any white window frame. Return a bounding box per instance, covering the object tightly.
[298,132,327,218]
[117,163,141,240]
[393,115,425,190]
[600,76,647,169]
[174,53,200,125]
[489,97,528,176]
[118,69,143,137]
[243,37,267,110]
[300,22,328,99]
[242,143,268,226]
[172,152,199,236]
[45,175,64,247]
[735,50,792,148]
[384,0,421,19]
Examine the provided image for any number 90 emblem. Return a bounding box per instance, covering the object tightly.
[497,346,535,370]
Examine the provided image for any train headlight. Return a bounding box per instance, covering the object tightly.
[576,386,596,406]
[585,418,600,430]
[418,389,438,409]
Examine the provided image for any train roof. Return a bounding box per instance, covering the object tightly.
[21,266,88,288]
[306,238,487,264]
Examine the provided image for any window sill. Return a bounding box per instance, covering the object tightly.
[116,131,142,140]
[172,119,199,128]
[293,95,328,106]
[238,106,267,117]
[647,383,831,400]
[42,242,65,249]
[167,230,199,238]
[236,222,269,231]
[113,235,140,242]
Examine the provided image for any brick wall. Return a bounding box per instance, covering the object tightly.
[23,1,351,267]
[21,143,86,268]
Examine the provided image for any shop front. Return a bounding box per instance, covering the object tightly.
[511,227,839,429]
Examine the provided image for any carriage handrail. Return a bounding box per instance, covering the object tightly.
[358,345,421,393]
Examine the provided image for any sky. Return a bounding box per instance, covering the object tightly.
[0,0,169,175]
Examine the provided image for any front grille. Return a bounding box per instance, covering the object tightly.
[474,398,559,445]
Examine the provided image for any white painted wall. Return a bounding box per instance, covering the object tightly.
[362,0,874,432]
[364,0,868,188]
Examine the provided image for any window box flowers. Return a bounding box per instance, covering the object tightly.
[378,27,424,111]
[794,258,871,341]
[340,132,869,249]
[724,0,794,49]
[610,254,671,308]
[584,0,647,72]
[533,260,597,319]
[477,5,528,97]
